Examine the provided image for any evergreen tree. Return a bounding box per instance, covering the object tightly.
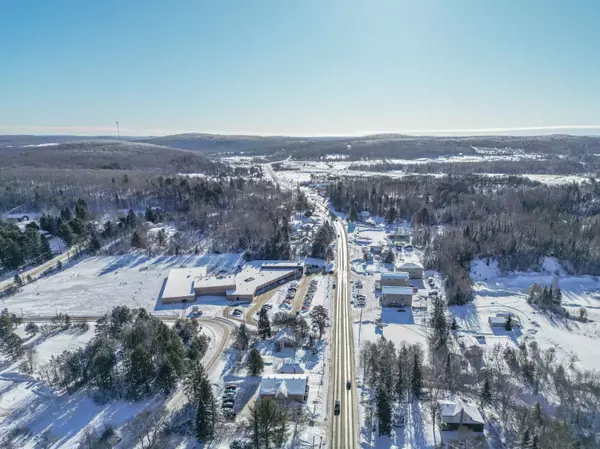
[184,362,207,404]
[125,344,154,396]
[234,323,250,350]
[40,235,53,260]
[376,384,393,436]
[155,359,177,394]
[530,435,539,449]
[126,209,137,229]
[75,199,88,221]
[246,348,265,376]
[429,297,448,348]
[14,274,23,287]
[395,346,407,402]
[102,220,115,238]
[386,206,398,225]
[309,305,330,339]
[60,207,73,222]
[479,370,492,407]
[520,428,531,449]
[58,221,74,246]
[411,350,422,401]
[257,307,272,339]
[195,395,212,442]
[383,250,395,264]
[89,233,101,252]
[25,322,39,336]
[250,398,288,449]
[157,228,167,246]
[349,204,359,222]
[505,313,513,331]
[131,231,144,249]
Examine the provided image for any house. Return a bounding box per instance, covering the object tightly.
[274,328,297,350]
[397,262,424,279]
[259,375,309,403]
[457,335,485,359]
[380,272,410,287]
[278,363,305,374]
[438,399,485,432]
[488,313,521,328]
[381,286,413,307]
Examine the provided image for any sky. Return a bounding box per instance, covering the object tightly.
[1,0,600,137]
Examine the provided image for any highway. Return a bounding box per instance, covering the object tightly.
[329,219,358,449]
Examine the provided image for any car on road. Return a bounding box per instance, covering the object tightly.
[346,380,351,389]
[190,306,202,318]
[334,400,341,416]
[412,287,418,293]
[224,384,237,391]
[232,309,243,316]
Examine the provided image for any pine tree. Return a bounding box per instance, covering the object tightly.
[505,313,513,331]
[89,233,101,252]
[395,346,407,402]
[75,199,88,221]
[58,221,74,246]
[234,322,250,350]
[257,307,272,339]
[309,305,330,339]
[376,384,392,436]
[131,231,144,249]
[411,350,422,401]
[532,402,543,428]
[246,348,264,376]
[25,322,39,336]
[40,235,53,260]
[479,370,492,407]
[429,297,448,348]
[195,395,213,442]
[155,359,176,394]
[520,427,531,449]
[349,204,359,222]
[530,435,539,449]
[386,206,397,225]
[126,209,137,228]
[383,250,395,264]
[14,274,23,287]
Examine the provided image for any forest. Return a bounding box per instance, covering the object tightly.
[328,174,600,305]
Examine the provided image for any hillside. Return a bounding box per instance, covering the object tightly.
[0,139,225,173]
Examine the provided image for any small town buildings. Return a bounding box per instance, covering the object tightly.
[397,262,424,279]
[381,286,413,307]
[259,375,309,404]
[360,211,371,221]
[380,272,410,287]
[438,399,485,432]
[278,363,305,374]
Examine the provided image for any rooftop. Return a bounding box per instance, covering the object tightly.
[381,272,409,280]
[382,286,414,296]
[438,399,484,424]
[193,274,236,290]
[259,375,308,398]
[229,269,295,297]
[162,267,208,300]
[398,262,424,269]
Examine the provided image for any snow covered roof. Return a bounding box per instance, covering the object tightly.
[278,363,305,374]
[398,262,424,269]
[439,400,485,424]
[162,267,208,300]
[194,274,236,290]
[381,272,409,280]
[259,375,308,397]
[231,269,295,297]
[382,286,413,296]
[274,328,297,343]
[303,257,326,267]
[261,261,303,270]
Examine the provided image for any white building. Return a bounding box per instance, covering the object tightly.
[380,271,410,287]
[381,286,413,307]
[259,375,309,403]
[397,262,424,279]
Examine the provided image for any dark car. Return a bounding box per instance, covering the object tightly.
[346,380,351,390]
[334,400,341,416]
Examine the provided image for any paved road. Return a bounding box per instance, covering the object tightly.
[329,219,358,449]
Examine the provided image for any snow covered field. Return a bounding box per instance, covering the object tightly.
[1,253,244,318]
[453,258,600,370]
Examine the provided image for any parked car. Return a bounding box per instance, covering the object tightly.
[232,309,243,316]
[346,380,351,389]
[222,403,234,409]
[334,400,341,416]
[412,287,418,293]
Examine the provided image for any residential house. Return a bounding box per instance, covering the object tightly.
[438,399,485,432]
[259,375,309,404]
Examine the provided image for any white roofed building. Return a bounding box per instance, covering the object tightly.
[381,286,413,307]
[380,271,410,287]
[259,375,309,404]
[438,398,485,432]
[397,262,424,279]
[161,267,208,304]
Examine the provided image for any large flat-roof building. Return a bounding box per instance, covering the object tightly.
[381,286,413,307]
[380,272,410,287]
[161,263,299,304]
[161,267,208,304]
[397,262,424,279]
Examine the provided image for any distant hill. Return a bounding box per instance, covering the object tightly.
[0,139,226,173]
[135,133,600,160]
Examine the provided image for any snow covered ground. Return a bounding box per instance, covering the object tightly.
[1,253,244,318]
[452,258,600,371]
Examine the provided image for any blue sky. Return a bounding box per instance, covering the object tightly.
[1,0,599,136]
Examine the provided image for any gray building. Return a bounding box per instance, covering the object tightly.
[381,286,413,307]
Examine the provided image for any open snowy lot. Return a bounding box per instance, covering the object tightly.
[1,253,244,318]
[452,258,600,371]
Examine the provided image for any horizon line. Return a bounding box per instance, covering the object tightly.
[1,124,600,138]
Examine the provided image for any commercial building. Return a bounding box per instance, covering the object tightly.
[259,375,309,404]
[488,313,521,328]
[380,272,410,287]
[381,286,413,307]
[397,262,424,279]
[161,267,208,304]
